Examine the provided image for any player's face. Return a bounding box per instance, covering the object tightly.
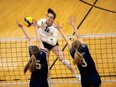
[46,13,54,25]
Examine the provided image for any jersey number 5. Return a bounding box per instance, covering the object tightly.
[36,60,41,69]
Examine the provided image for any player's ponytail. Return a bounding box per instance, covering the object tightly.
[24,54,36,74]
[73,49,83,65]
[29,55,36,72]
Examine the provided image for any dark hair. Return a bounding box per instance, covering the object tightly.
[47,8,56,19]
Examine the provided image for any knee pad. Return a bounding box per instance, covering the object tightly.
[62,59,71,66]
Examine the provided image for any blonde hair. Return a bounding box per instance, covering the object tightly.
[72,40,83,65]
[24,55,36,74]
[73,50,83,65]
[72,40,81,50]
[24,46,39,74]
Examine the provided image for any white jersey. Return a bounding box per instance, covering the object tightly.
[37,19,58,45]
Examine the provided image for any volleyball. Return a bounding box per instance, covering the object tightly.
[23,16,33,27]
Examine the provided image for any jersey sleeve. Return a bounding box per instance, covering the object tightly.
[81,44,89,52]
[69,48,75,59]
[39,49,46,59]
[37,19,42,26]
[37,19,43,26]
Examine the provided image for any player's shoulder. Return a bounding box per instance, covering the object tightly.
[40,49,46,53]
[37,18,46,23]
[81,44,87,48]
[50,23,58,30]
[80,44,89,52]
[52,23,57,28]
[70,48,75,54]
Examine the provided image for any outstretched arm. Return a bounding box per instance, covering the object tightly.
[69,16,84,44]
[17,21,33,46]
[32,19,44,49]
[54,22,72,49]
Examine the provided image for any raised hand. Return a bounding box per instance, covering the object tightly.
[54,22,63,30]
[17,21,23,28]
[68,16,75,26]
[32,19,38,27]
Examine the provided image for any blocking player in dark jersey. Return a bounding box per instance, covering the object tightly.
[17,19,49,87]
[55,16,101,87]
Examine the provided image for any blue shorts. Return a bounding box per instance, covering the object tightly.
[81,72,101,87]
[30,79,48,87]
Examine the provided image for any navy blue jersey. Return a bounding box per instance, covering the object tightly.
[70,44,101,87]
[29,49,48,87]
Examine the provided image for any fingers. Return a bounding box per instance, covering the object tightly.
[16,20,20,25]
[32,19,37,24]
[68,16,74,20]
[32,19,38,27]
[61,23,64,27]
[54,21,63,29]
[17,20,23,28]
[32,19,36,22]
[68,16,75,25]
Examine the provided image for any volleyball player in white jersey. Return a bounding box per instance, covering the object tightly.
[37,8,79,79]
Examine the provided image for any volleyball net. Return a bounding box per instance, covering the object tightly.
[0,33,116,85]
